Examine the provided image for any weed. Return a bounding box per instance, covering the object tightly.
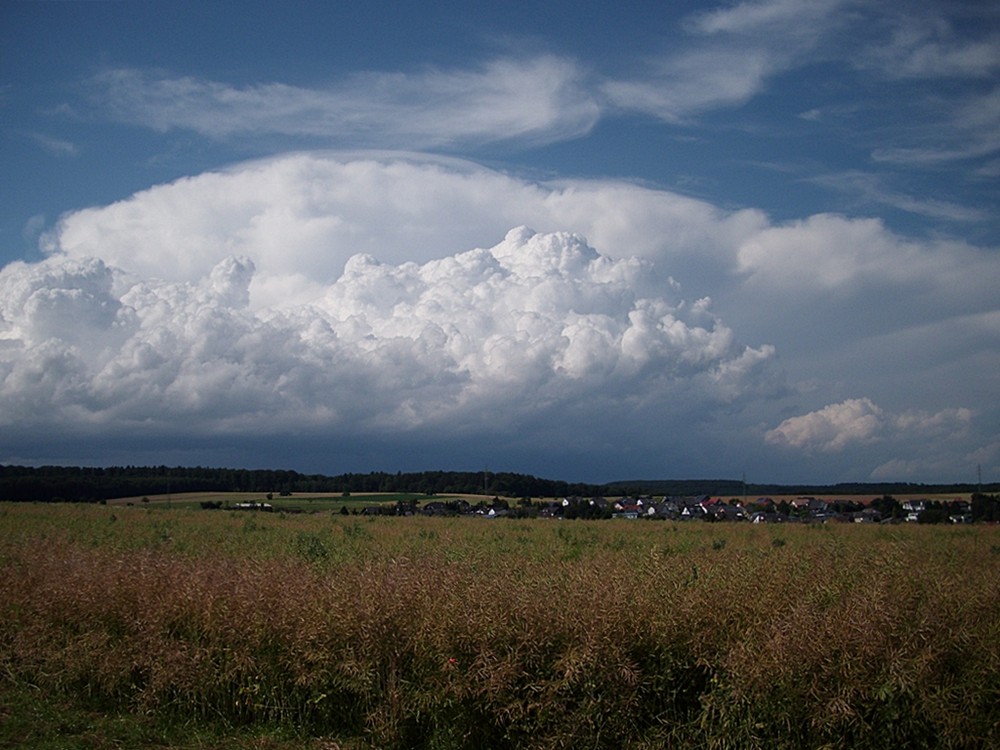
[295,532,330,562]
[0,505,997,749]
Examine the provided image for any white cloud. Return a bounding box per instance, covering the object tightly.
[45,152,766,308]
[734,212,997,307]
[765,398,975,454]
[601,48,775,121]
[37,150,1000,380]
[90,4,850,141]
[807,171,990,222]
[89,56,599,148]
[21,215,46,241]
[871,87,1000,166]
[687,0,848,38]
[27,132,78,157]
[765,397,885,452]
[13,152,1000,481]
[72,4,1000,193]
[38,151,1000,340]
[604,0,850,121]
[855,10,1000,167]
[892,406,973,437]
[0,227,774,440]
[599,0,1000,188]
[858,11,1000,80]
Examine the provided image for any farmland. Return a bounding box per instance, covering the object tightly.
[2,502,999,749]
[105,491,441,513]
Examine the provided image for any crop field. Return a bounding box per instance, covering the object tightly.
[104,491,437,513]
[2,502,999,749]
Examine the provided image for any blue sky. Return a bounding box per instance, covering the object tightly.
[1,0,998,484]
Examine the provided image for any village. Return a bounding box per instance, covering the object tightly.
[347,493,975,524]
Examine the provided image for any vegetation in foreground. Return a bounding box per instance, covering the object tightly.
[2,503,999,749]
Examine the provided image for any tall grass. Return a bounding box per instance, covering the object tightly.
[1,504,998,748]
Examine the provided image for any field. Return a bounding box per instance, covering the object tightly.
[104,491,441,513]
[2,502,999,749]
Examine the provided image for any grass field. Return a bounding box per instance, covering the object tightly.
[2,501,998,749]
[105,491,446,512]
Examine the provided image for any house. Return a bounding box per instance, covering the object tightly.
[851,508,882,524]
[232,501,273,511]
[751,511,785,524]
[712,503,746,521]
[902,499,927,522]
[680,504,707,520]
[792,497,829,513]
[613,498,643,519]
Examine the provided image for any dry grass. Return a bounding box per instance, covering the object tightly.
[1,504,998,749]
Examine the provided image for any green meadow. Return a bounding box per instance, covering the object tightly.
[105,491,432,513]
[2,502,998,749]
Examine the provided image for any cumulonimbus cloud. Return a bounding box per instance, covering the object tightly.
[0,226,776,439]
[43,152,766,308]
[32,150,999,400]
[7,151,996,480]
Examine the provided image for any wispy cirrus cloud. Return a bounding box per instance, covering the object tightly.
[74,1,858,139]
[76,2,1000,179]
[871,86,1000,166]
[602,0,851,121]
[87,56,600,148]
[857,10,1000,80]
[685,0,853,45]
[600,48,776,122]
[600,0,1000,188]
[26,132,78,157]
[807,170,991,222]
[855,8,1000,167]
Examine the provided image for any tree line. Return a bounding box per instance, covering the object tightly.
[0,465,604,503]
[0,464,997,513]
[607,478,998,498]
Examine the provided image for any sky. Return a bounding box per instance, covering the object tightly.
[1,0,998,485]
